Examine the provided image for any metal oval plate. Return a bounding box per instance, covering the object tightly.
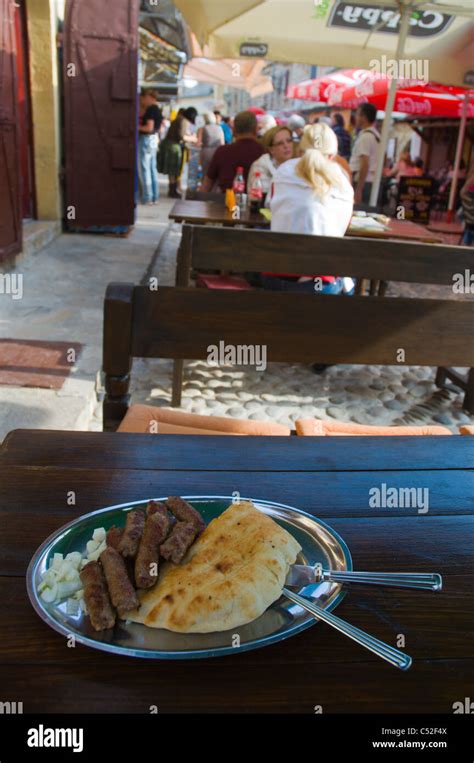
[26,496,352,659]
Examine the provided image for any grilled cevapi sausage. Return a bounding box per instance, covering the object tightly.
[106,525,124,551]
[165,497,205,535]
[160,521,198,564]
[118,510,145,559]
[100,547,139,617]
[146,500,167,517]
[135,507,171,589]
[80,561,116,631]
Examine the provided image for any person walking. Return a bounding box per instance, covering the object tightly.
[157,107,198,198]
[138,89,163,205]
[214,111,233,144]
[349,103,381,205]
[197,112,225,178]
[331,113,351,161]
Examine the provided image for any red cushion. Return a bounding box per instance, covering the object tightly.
[196,274,252,290]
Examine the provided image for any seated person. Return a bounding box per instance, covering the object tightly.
[247,125,294,206]
[201,111,265,192]
[386,149,418,181]
[264,122,354,294]
[414,158,424,177]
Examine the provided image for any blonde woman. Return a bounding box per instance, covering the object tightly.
[264,122,354,296]
[271,122,353,239]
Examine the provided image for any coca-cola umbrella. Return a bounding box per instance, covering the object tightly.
[288,69,474,118]
[287,69,358,103]
[324,72,474,119]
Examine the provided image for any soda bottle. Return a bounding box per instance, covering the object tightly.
[249,171,264,214]
[232,166,245,207]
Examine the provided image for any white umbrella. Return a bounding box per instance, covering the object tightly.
[183,57,273,97]
[175,0,474,205]
[175,0,474,85]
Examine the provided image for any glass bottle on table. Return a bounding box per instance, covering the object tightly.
[232,166,245,210]
[249,171,264,214]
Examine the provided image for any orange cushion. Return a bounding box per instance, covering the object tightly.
[118,404,291,435]
[295,418,452,436]
[459,425,474,435]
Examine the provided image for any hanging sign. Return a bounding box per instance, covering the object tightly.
[239,42,268,57]
[328,4,453,37]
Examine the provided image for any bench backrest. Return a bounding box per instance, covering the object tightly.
[103,283,474,429]
[105,284,474,369]
[176,224,473,287]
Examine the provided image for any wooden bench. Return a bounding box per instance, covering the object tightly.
[175,224,474,403]
[103,275,474,430]
[175,223,472,287]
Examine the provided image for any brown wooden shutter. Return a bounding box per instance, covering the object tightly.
[63,0,139,228]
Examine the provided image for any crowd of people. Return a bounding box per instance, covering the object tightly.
[137,89,473,247]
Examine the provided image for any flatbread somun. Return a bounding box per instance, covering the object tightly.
[125,501,301,633]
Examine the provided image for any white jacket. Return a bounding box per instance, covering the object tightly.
[270,158,354,237]
[248,153,278,196]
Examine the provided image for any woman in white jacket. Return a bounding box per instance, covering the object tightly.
[265,122,354,295]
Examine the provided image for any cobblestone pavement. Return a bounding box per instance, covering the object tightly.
[91,220,474,432]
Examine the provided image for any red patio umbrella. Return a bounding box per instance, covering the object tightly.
[287,70,358,102]
[288,69,474,119]
[325,73,474,120]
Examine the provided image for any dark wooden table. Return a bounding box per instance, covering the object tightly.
[1,430,473,714]
[169,200,443,243]
[348,217,443,243]
[169,199,269,228]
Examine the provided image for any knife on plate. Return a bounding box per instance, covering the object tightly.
[286,564,442,591]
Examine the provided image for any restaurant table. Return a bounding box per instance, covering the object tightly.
[169,199,443,243]
[427,220,464,245]
[169,199,269,228]
[348,217,443,243]
[1,429,473,714]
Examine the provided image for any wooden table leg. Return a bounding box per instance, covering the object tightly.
[369,279,379,296]
[172,359,184,407]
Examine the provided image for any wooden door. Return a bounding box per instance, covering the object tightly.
[63,0,139,228]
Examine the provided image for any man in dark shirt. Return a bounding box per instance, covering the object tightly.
[138,89,163,204]
[331,113,351,161]
[139,89,163,135]
[202,111,265,192]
